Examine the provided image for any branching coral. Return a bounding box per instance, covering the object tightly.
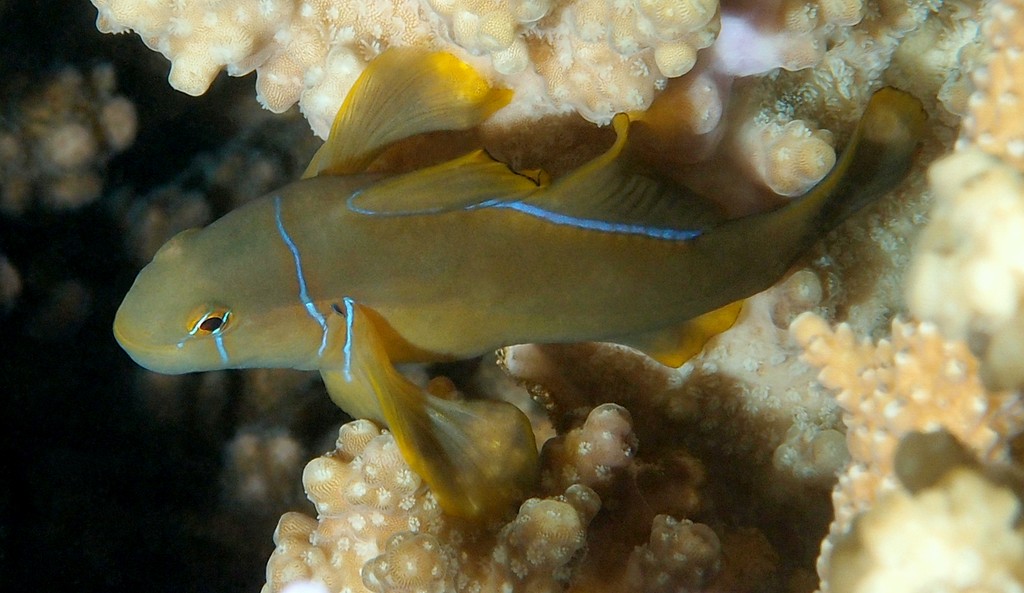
[83,1,1024,592]
[907,0,1024,391]
[791,313,1024,588]
[91,0,724,135]
[719,0,979,198]
[957,0,1024,168]
[829,431,1024,593]
[736,117,837,197]
[501,329,830,590]
[627,515,722,593]
[89,0,971,214]
[908,149,1024,390]
[263,399,790,593]
[0,64,137,213]
[833,467,1024,593]
[263,418,601,593]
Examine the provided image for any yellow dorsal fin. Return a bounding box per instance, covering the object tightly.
[303,49,512,178]
[615,300,744,367]
[520,114,723,234]
[347,149,543,216]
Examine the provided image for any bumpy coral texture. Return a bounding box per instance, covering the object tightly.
[716,0,979,200]
[88,2,1020,592]
[829,467,1024,593]
[957,0,1024,168]
[791,313,1024,588]
[88,0,976,210]
[88,0,925,163]
[0,64,137,214]
[908,0,1024,391]
[909,150,1024,391]
[263,400,765,593]
[91,0,724,135]
[502,337,823,591]
[263,419,602,593]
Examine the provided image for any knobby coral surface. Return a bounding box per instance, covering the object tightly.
[263,417,606,593]
[86,0,984,223]
[91,0,724,135]
[792,313,1024,589]
[0,64,137,214]
[88,0,959,204]
[832,465,1024,593]
[909,149,1024,390]
[908,0,1024,391]
[827,430,1024,593]
[84,0,1024,591]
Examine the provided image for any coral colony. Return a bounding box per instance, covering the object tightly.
[91,0,1024,592]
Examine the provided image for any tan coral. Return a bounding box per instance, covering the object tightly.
[500,332,838,592]
[0,64,137,214]
[263,419,601,593]
[726,0,972,187]
[958,0,1024,168]
[91,0,724,134]
[361,532,454,593]
[907,0,1024,391]
[908,149,1024,390]
[888,4,985,124]
[496,490,596,589]
[737,116,837,197]
[829,467,1024,593]
[427,0,554,74]
[625,516,722,593]
[540,403,639,493]
[562,0,718,76]
[679,276,850,492]
[264,420,444,593]
[261,403,762,592]
[790,313,1024,586]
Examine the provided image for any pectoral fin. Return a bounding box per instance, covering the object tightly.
[304,49,512,178]
[319,299,538,520]
[615,300,744,367]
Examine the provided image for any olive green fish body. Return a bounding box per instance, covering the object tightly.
[114,49,925,520]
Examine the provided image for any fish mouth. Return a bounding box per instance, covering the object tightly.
[112,314,188,375]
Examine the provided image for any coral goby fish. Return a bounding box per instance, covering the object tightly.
[113,48,925,520]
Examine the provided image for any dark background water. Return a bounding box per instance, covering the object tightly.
[0,2,311,590]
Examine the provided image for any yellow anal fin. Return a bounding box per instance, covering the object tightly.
[320,300,538,520]
[616,300,743,367]
[304,49,512,178]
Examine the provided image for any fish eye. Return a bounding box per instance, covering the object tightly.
[189,307,232,336]
[199,316,224,332]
